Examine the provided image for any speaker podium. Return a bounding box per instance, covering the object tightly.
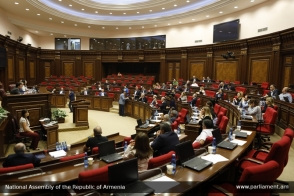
[72,99,90,127]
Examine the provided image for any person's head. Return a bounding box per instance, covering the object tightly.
[83,87,87,91]
[16,82,23,89]
[237,91,243,98]
[266,97,274,106]
[14,143,25,154]
[202,119,213,129]
[206,101,213,108]
[201,106,212,118]
[249,99,259,107]
[105,80,108,83]
[171,110,178,117]
[203,77,205,79]
[21,109,29,118]
[169,84,172,87]
[270,84,276,91]
[160,123,172,133]
[193,93,197,98]
[244,95,249,101]
[135,86,139,90]
[181,92,186,96]
[193,76,196,79]
[218,89,223,93]
[282,87,289,93]
[161,97,165,102]
[153,95,157,99]
[101,89,104,92]
[220,82,224,86]
[207,77,210,79]
[162,83,165,86]
[163,114,170,122]
[133,132,153,160]
[93,126,102,136]
[60,87,64,91]
[200,86,204,90]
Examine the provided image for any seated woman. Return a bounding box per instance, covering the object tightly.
[247,99,262,121]
[233,92,243,105]
[262,97,274,113]
[215,89,224,100]
[117,72,122,77]
[205,101,216,119]
[123,132,153,171]
[150,95,158,107]
[198,106,213,134]
[179,92,187,102]
[198,86,206,95]
[19,109,40,150]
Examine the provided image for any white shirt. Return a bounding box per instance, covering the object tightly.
[19,117,30,132]
[191,83,199,87]
[84,91,87,95]
[279,93,292,103]
[194,128,213,143]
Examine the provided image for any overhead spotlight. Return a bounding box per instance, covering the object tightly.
[17,36,23,42]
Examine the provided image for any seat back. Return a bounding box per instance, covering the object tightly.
[235,86,246,95]
[214,104,221,115]
[219,107,227,116]
[0,163,34,174]
[78,164,109,184]
[192,142,201,149]
[171,121,178,130]
[263,89,270,96]
[216,112,224,126]
[261,107,278,135]
[108,93,115,99]
[92,147,99,155]
[237,160,279,196]
[218,116,228,134]
[206,90,216,98]
[60,153,84,162]
[261,82,269,89]
[196,98,201,107]
[148,151,175,169]
[187,96,193,102]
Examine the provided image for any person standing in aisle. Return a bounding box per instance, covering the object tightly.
[119,91,129,116]
[69,89,75,113]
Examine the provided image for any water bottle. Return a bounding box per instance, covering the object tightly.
[171,154,176,174]
[56,142,60,151]
[64,141,68,151]
[212,138,216,154]
[155,110,158,116]
[228,128,233,141]
[124,141,128,151]
[84,152,88,169]
[177,126,181,135]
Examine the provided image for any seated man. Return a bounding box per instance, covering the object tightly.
[138,93,147,103]
[58,87,65,95]
[83,126,108,155]
[159,97,169,114]
[99,89,107,96]
[169,109,178,123]
[190,93,198,107]
[215,89,224,100]
[193,119,213,145]
[279,87,292,103]
[151,123,179,157]
[3,143,41,167]
[264,84,279,98]
[81,87,90,95]
[10,82,25,94]
[191,81,199,87]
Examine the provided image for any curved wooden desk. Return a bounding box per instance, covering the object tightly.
[76,95,113,112]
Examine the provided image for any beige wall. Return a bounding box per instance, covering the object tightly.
[1,0,293,49]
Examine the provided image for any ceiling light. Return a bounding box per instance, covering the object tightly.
[142,26,144,28]
[186,0,190,2]
[37,14,40,16]
[61,21,64,23]
[69,4,72,6]
[102,27,105,29]
[162,8,165,10]
[26,8,29,11]
[234,6,238,8]
[174,4,177,7]
[149,10,152,12]
[251,0,254,2]
[116,27,118,29]
[50,33,53,35]
[15,2,19,4]
[59,0,62,1]
[129,27,131,29]
[179,21,182,23]
[154,25,157,27]
[49,18,52,20]
[168,23,170,25]
[95,11,98,13]
[192,19,195,21]
[74,24,77,26]
[110,12,112,14]
[123,13,126,15]
[219,11,223,13]
[81,8,84,11]
[137,12,139,14]
[206,15,209,17]
[35,31,38,33]
[64,35,67,37]
[88,26,91,28]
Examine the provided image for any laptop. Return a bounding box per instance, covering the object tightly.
[108,158,155,196]
[212,128,223,144]
[186,114,198,125]
[233,131,247,138]
[217,140,238,150]
[176,140,213,172]
[137,119,148,129]
[97,140,122,163]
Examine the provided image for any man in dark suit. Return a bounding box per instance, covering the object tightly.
[151,123,179,157]
[83,126,108,155]
[99,89,107,96]
[133,86,141,100]
[3,143,40,167]
[10,82,24,94]
[190,93,198,107]
[138,93,147,103]
[81,87,90,95]
[190,76,197,83]
[57,87,65,94]
[68,89,75,113]
[266,84,279,98]
[159,97,169,114]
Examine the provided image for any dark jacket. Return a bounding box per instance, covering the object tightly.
[191,97,198,107]
[3,153,41,168]
[138,97,147,103]
[69,91,75,101]
[267,89,279,98]
[151,131,179,156]
[85,135,108,155]
[10,88,20,94]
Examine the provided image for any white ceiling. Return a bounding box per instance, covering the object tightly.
[0,0,268,37]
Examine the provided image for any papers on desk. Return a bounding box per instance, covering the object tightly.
[240,130,252,135]
[201,154,229,164]
[39,118,50,122]
[49,150,67,158]
[230,139,247,146]
[154,120,161,123]
[148,124,156,127]
[43,121,58,127]
[144,175,180,194]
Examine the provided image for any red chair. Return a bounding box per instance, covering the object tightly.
[234,81,240,84]
[147,97,153,104]
[263,89,270,96]
[196,98,201,107]
[78,164,109,185]
[123,137,132,145]
[206,90,216,98]
[214,104,221,115]
[171,121,178,130]
[258,107,278,142]
[161,91,166,97]
[187,96,193,102]
[192,142,201,149]
[235,86,246,95]
[211,84,219,89]
[92,147,99,155]
[60,153,84,162]
[0,163,34,174]
[261,82,269,90]
[215,112,224,126]
[41,81,47,85]
[175,93,180,100]
[178,108,188,124]
[218,116,228,134]
[208,160,279,196]
[148,151,175,169]
[108,93,115,99]
[219,107,227,116]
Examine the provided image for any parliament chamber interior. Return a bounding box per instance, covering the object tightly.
[0,0,294,195]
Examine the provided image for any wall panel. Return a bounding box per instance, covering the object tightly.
[284,67,291,87]
[83,62,94,77]
[18,59,25,79]
[216,61,237,81]
[63,62,74,76]
[44,62,51,78]
[190,62,204,79]
[29,61,35,79]
[7,57,14,81]
[250,59,269,83]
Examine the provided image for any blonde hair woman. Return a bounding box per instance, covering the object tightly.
[198,106,213,134]
[179,91,187,102]
[262,97,275,113]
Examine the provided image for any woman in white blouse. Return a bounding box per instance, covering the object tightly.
[123,132,153,171]
[19,109,40,150]
[179,92,187,102]
[247,99,262,121]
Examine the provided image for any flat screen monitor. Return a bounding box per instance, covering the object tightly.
[213,19,240,43]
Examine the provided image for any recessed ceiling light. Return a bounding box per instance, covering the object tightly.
[37,14,40,16]
[110,12,112,14]
[219,31,222,32]
[154,25,157,27]
[149,10,152,12]
[15,2,19,4]
[95,11,98,13]
[142,26,144,28]
[116,27,118,29]
[174,4,177,7]
[234,6,238,8]
[168,23,170,25]
[74,24,77,26]
[26,8,29,11]
[69,4,72,6]
[186,0,190,2]
[88,26,91,28]
[137,12,140,14]
[206,15,209,17]
[64,35,66,37]
[50,33,53,35]
[123,13,126,15]
[129,27,131,29]
[251,0,254,2]
[162,8,165,10]
[192,19,195,21]
[102,27,105,29]
[179,21,182,23]
[59,0,62,1]
[61,21,64,23]
[49,18,52,20]
[35,31,38,33]
[81,8,84,11]
[219,11,223,13]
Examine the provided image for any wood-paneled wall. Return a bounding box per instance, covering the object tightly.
[1,28,294,91]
